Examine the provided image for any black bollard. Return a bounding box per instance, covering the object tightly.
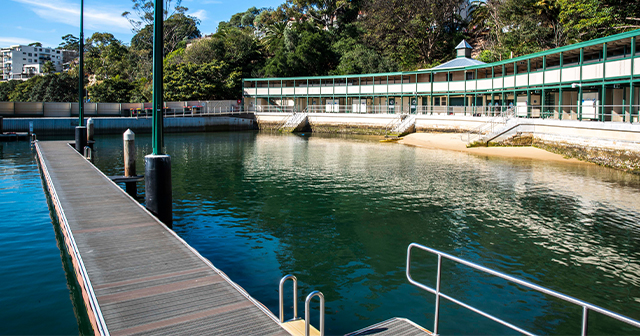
[145,154,172,227]
[75,126,87,153]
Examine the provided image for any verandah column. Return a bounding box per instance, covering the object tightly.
[630,37,636,123]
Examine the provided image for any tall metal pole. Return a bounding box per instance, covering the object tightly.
[152,0,164,154]
[74,0,87,152]
[145,0,172,226]
[79,0,84,126]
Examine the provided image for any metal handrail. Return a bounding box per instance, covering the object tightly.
[305,290,325,336]
[279,274,298,323]
[406,243,640,336]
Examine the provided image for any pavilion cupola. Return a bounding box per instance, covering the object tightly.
[456,40,473,58]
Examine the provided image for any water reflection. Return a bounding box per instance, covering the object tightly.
[92,132,640,335]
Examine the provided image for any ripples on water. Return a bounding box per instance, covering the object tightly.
[0,141,79,335]
[91,132,640,335]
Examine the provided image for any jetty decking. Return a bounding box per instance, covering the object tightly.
[36,141,289,336]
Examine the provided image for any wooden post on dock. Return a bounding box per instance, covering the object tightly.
[124,129,137,197]
[87,118,94,142]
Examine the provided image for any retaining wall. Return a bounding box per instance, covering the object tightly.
[0,100,239,117]
[3,115,257,135]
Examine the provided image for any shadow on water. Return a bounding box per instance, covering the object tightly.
[37,146,95,335]
[90,131,640,335]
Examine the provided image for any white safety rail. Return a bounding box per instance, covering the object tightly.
[389,115,416,136]
[252,104,640,123]
[406,243,640,336]
[279,112,308,132]
[465,108,516,144]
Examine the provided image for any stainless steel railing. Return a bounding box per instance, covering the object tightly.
[305,291,325,336]
[279,274,299,323]
[406,243,640,336]
[278,274,325,336]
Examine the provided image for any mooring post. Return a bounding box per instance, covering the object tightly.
[124,129,137,197]
[144,0,172,227]
[87,117,94,142]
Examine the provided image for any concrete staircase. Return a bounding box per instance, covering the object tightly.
[386,115,416,137]
[279,112,309,133]
[465,109,518,144]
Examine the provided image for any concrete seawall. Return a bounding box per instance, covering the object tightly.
[4,115,257,135]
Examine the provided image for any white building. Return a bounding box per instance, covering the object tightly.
[0,45,74,81]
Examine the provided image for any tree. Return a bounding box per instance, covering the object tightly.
[8,78,41,102]
[88,77,138,102]
[28,42,43,47]
[124,0,201,56]
[58,34,79,51]
[85,32,131,80]
[331,44,398,75]
[164,61,241,101]
[28,73,77,102]
[288,0,360,29]
[263,23,337,77]
[42,61,56,75]
[362,0,467,69]
[0,80,21,101]
[558,0,640,42]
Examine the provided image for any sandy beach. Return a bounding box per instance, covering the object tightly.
[398,133,586,163]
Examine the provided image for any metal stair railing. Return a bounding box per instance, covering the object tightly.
[465,107,515,144]
[279,108,308,131]
[278,275,325,336]
[406,243,640,336]
[391,115,416,135]
[384,110,408,135]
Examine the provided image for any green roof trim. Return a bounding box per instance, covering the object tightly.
[465,28,640,70]
[243,29,640,82]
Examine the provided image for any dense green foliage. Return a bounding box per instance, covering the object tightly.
[1,0,638,102]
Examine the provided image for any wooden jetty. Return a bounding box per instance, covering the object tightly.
[36,141,289,336]
[36,140,430,336]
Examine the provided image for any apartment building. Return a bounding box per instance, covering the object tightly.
[0,45,75,81]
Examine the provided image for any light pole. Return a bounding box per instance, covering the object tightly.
[75,0,87,152]
[144,0,172,226]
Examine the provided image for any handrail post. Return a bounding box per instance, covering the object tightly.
[305,291,325,336]
[582,306,589,336]
[434,254,442,335]
[279,274,298,323]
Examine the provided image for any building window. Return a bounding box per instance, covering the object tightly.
[28,59,31,62]
[466,72,474,80]
[28,53,32,56]
[434,97,440,106]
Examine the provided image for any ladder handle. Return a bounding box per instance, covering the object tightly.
[279,275,298,323]
[305,291,325,336]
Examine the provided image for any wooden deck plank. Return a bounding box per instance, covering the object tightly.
[36,141,289,336]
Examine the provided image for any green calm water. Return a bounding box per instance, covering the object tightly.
[89,132,640,335]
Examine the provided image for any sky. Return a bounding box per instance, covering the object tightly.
[1,0,285,49]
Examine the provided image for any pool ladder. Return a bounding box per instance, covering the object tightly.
[279,274,325,336]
